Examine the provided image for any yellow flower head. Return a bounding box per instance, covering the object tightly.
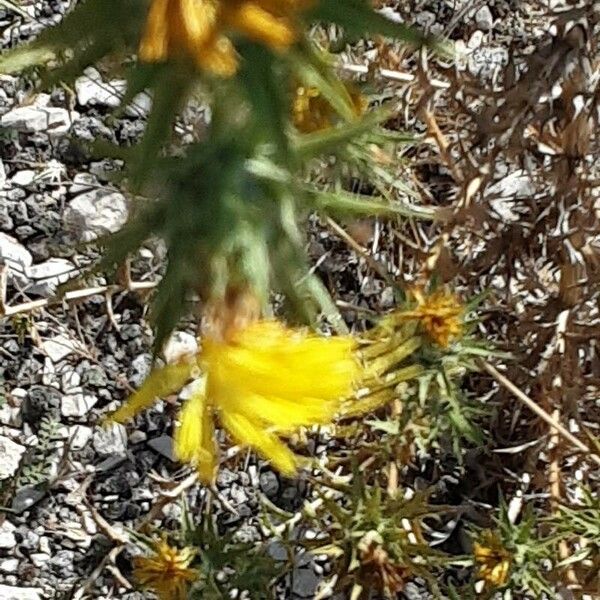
[111,311,358,483]
[398,288,463,348]
[292,84,367,133]
[176,320,358,481]
[139,0,310,76]
[134,538,197,600]
[473,530,512,588]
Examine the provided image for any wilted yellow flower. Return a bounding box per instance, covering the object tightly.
[111,318,358,483]
[177,320,358,480]
[473,530,512,588]
[396,288,463,347]
[134,538,197,600]
[292,84,367,133]
[139,0,310,76]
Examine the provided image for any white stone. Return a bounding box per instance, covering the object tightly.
[61,394,97,418]
[0,404,21,428]
[1,103,79,135]
[0,521,16,548]
[0,233,33,275]
[93,423,127,456]
[68,425,93,450]
[377,6,403,23]
[125,91,152,118]
[41,357,57,387]
[0,558,19,573]
[163,331,198,364]
[11,169,35,187]
[128,430,147,444]
[487,170,535,199]
[0,436,25,480]
[61,370,81,393]
[0,585,44,600]
[42,334,81,362]
[75,68,126,108]
[30,553,49,568]
[69,172,98,195]
[64,189,128,242]
[27,258,75,282]
[179,376,205,400]
[474,5,493,31]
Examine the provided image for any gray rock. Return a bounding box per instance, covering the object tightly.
[259,471,280,497]
[93,423,127,456]
[9,485,46,512]
[75,68,126,108]
[474,6,493,31]
[129,430,147,444]
[42,334,81,362]
[1,95,79,135]
[147,435,177,461]
[69,172,99,195]
[128,354,152,388]
[69,425,92,450]
[61,393,97,418]
[0,436,25,480]
[292,567,320,598]
[0,232,32,275]
[0,585,43,600]
[64,188,128,242]
[468,46,508,80]
[27,257,75,283]
[0,158,5,189]
[61,370,82,394]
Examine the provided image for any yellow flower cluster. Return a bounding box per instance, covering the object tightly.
[110,287,464,482]
[139,0,311,76]
[111,319,358,483]
[473,530,512,588]
[292,84,367,133]
[395,288,464,348]
[134,538,197,600]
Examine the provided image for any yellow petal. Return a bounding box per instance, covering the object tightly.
[227,392,339,429]
[139,0,171,62]
[222,2,296,49]
[203,321,357,402]
[195,35,239,77]
[174,388,218,484]
[110,361,195,423]
[221,410,296,475]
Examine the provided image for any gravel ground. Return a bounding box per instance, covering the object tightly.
[1,1,599,599]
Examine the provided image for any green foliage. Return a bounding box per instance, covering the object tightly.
[0,0,437,350]
[16,416,61,488]
[282,471,458,598]
[180,501,280,599]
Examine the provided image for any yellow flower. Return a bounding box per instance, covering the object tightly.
[139,0,310,76]
[292,84,367,133]
[396,288,463,348]
[111,319,358,483]
[177,320,358,480]
[473,530,512,588]
[134,538,197,600]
